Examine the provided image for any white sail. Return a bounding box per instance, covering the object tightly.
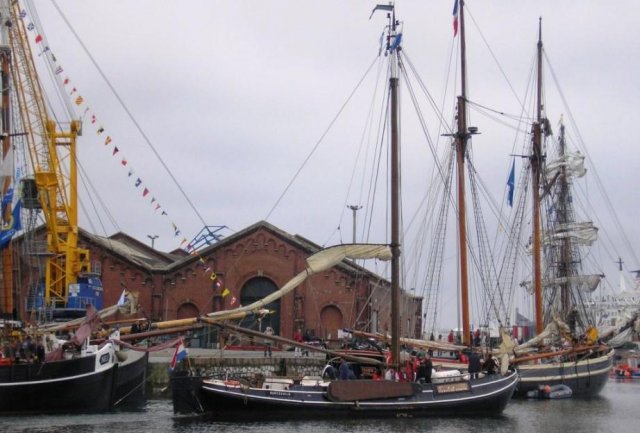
[545,151,586,179]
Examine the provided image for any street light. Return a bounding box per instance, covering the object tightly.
[147,234,159,249]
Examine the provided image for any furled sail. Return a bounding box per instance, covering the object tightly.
[520,274,603,293]
[545,151,586,179]
[205,244,392,321]
[542,221,598,246]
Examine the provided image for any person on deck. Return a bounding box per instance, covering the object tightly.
[468,351,481,379]
[293,327,303,357]
[339,358,356,380]
[263,326,274,357]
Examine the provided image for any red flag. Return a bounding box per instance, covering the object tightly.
[121,158,127,166]
[35,34,43,43]
[143,188,149,197]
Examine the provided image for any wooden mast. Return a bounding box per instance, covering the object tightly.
[532,18,544,334]
[0,9,13,317]
[388,5,401,369]
[455,0,471,346]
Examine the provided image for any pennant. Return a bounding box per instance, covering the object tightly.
[452,0,459,37]
[121,158,127,166]
[97,126,104,134]
[70,87,77,95]
[112,146,119,156]
[151,197,156,204]
[27,22,34,31]
[507,158,515,207]
[161,211,167,216]
[35,34,43,43]
[210,272,217,281]
[91,115,97,124]
[19,10,27,18]
[221,288,230,297]
[230,296,237,306]
[204,267,211,273]
[143,188,149,197]
[55,66,64,75]
[135,178,142,187]
[128,169,134,177]
[74,95,83,105]
[63,77,70,85]
[104,136,112,145]
[154,203,161,211]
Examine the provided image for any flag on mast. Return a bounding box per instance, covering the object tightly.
[507,159,515,207]
[452,0,459,37]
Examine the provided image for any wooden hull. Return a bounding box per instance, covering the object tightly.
[515,348,614,398]
[171,371,519,419]
[0,344,117,415]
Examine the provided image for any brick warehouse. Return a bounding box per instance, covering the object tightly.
[10,221,423,343]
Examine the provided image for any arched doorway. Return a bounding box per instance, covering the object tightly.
[176,302,199,319]
[320,305,343,341]
[241,277,281,335]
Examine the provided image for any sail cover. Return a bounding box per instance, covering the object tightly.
[205,244,392,320]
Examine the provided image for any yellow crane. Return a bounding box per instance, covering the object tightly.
[5,2,91,313]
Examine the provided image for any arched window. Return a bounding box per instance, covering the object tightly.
[320,305,343,341]
[177,302,199,320]
[241,277,280,335]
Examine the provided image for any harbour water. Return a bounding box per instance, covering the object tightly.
[1,378,637,433]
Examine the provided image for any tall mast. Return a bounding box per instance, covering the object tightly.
[0,3,14,317]
[532,18,544,334]
[455,0,471,345]
[388,6,401,370]
[371,1,401,369]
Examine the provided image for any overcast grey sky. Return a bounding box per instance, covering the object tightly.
[22,1,640,325]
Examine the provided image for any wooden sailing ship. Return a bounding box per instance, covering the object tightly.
[170,2,518,419]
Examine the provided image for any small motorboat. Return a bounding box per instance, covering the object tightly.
[526,384,573,399]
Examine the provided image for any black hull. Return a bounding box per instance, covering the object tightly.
[515,349,614,398]
[114,350,149,408]
[0,353,116,415]
[172,371,519,419]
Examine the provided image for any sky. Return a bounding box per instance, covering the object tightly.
[16,1,640,327]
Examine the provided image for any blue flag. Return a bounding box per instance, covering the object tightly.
[507,159,515,207]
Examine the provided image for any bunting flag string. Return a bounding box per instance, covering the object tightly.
[18,8,236,304]
[19,10,209,266]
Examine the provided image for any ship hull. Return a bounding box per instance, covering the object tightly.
[515,348,614,398]
[0,344,117,415]
[172,371,519,419]
[113,350,149,408]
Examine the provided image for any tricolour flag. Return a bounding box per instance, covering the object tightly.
[452,0,459,37]
[507,159,515,207]
[169,338,188,371]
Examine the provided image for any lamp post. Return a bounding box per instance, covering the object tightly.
[147,234,159,249]
[347,205,362,243]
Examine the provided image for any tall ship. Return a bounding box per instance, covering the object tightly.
[502,20,615,397]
